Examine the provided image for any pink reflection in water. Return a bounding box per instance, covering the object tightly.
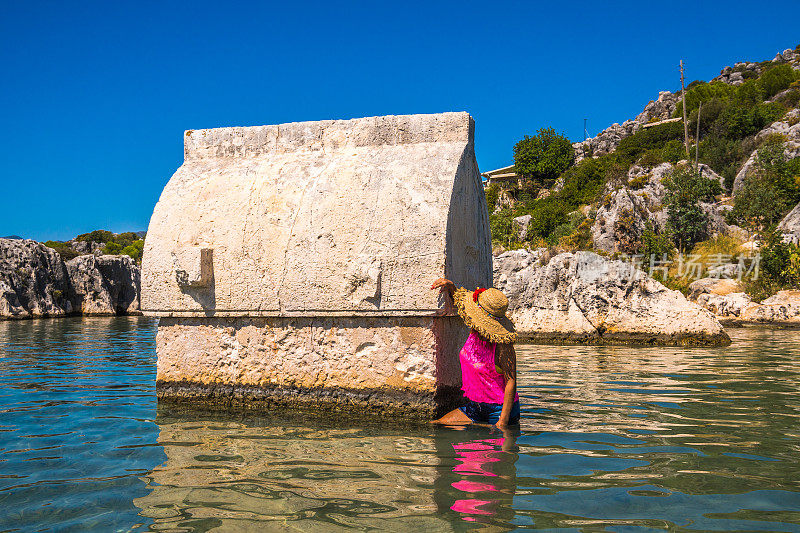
[448,434,518,523]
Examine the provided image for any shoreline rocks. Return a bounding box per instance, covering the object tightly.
[689,277,800,327]
[494,249,730,346]
[0,238,141,320]
[66,254,140,315]
[0,239,74,319]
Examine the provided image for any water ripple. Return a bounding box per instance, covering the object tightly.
[1,319,800,531]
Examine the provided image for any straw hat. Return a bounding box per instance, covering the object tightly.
[453,287,516,344]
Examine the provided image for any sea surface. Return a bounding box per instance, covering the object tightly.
[1,317,799,532]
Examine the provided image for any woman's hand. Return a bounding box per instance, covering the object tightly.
[431,278,456,316]
[430,278,455,293]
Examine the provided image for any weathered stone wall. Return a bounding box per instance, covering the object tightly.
[155,316,466,418]
[142,113,491,418]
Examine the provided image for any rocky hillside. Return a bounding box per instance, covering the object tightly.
[0,238,140,320]
[489,44,800,307]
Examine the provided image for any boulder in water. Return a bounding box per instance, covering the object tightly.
[66,254,140,315]
[0,238,73,319]
[493,249,730,346]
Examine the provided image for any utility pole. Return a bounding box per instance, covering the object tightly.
[680,60,690,159]
[695,101,702,169]
[583,118,589,141]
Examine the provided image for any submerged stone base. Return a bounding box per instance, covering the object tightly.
[155,315,466,420]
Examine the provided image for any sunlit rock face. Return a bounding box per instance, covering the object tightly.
[493,249,730,347]
[141,113,491,418]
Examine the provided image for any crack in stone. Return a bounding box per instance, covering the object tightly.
[276,159,335,313]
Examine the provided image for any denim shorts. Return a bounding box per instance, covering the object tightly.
[459,399,520,425]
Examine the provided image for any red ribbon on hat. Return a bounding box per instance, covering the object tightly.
[472,287,487,302]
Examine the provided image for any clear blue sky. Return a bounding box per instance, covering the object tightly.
[2,0,797,241]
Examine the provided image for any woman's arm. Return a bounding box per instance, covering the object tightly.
[495,343,517,429]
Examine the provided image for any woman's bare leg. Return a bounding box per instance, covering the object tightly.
[432,408,473,425]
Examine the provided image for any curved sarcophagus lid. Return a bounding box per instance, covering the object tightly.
[141,112,491,317]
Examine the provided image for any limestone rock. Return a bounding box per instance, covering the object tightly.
[712,62,762,86]
[1,238,142,320]
[695,292,753,318]
[688,278,751,318]
[68,240,104,256]
[778,200,800,243]
[0,238,73,319]
[740,290,800,324]
[512,215,532,241]
[493,249,729,346]
[688,277,742,299]
[591,163,670,253]
[66,255,140,315]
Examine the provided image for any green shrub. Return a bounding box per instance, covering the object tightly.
[76,230,115,243]
[674,81,736,116]
[615,121,684,166]
[490,208,515,244]
[103,242,123,255]
[639,222,675,259]
[687,97,727,138]
[732,79,766,107]
[661,140,686,164]
[549,210,585,245]
[559,218,594,251]
[663,166,721,251]
[513,128,574,187]
[698,136,751,191]
[729,174,788,231]
[718,102,784,139]
[627,173,650,189]
[637,150,663,168]
[120,240,144,263]
[485,184,499,213]
[556,156,611,206]
[741,228,800,301]
[44,240,80,261]
[759,64,798,99]
[775,88,800,109]
[754,141,800,201]
[525,197,570,242]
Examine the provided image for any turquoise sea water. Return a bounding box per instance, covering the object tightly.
[1,317,799,532]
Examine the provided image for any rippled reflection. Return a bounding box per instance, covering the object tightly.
[2,319,800,531]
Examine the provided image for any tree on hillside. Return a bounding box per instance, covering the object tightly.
[663,166,721,251]
[728,140,800,231]
[513,128,574,188]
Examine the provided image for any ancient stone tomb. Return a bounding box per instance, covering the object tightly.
[141,112,491,418]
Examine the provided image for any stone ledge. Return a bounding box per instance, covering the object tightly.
[156,381,464,420]
[183,112,473,160]
[142,309,448,318]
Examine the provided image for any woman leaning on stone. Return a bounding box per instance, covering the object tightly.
[430,278,520,429]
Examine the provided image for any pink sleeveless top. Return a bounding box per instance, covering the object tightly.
[459,331,518,404]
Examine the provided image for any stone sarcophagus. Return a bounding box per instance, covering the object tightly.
[141,112,491,419]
